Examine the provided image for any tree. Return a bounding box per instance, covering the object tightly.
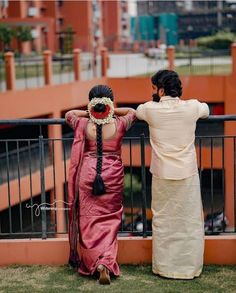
[15,26,33,54]
[196,31,236,50]
[0,24,15,51]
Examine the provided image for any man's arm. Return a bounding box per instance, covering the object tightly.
[198,102,210,119]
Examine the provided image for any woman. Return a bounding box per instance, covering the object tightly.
[65,85,136,284]
[136,70,209,279]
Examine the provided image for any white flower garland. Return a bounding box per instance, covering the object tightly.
[88,97,114,125]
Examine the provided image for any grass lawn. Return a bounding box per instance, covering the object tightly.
[175,63,231,76]
[0,265,235,292]
[136,63,231,77]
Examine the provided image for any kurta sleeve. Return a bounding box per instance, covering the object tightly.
[197,101,210,119]
[136,104,146,121]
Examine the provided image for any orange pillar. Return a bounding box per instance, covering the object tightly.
[73,49,81,81]
[48,111,66,236]
[100,47,109,77]
[43,50,53,86]
[4,52,16,90]
[167,46,175,71]
[231,43,236,76]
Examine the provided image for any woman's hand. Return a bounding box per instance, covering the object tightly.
[114,107,136,116]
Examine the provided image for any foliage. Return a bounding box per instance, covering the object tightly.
[124,173,141,198]
[15,26,33,43]
[196,31,236,50]
[0,24,15,49]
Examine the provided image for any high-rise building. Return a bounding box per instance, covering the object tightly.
[0,0,131,54]
[136,0,236,40]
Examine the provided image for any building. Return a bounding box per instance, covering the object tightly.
[136,0,236,41]
[0,0,131,54]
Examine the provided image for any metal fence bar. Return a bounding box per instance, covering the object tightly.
[129,138,134,232]
[5,141,12,234]
[222,137,225,232]
[16,141,23,232]
[39,135,47,239]
[140,134,147,238]
[210,137,214,233]
[28,140,34,232]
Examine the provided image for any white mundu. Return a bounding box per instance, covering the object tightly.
[137,96,209,279]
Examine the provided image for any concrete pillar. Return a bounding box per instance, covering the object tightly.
[132,42,139,53]
[48,112,66,237]
[100,47,109,77]
[4,52,16,90]
[73,48,81,81]
[167,46,175,71]
[231,43,236,76]
[43,50,52,86]
[179,39,185,47]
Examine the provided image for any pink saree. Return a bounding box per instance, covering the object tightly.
[66,112,136,276]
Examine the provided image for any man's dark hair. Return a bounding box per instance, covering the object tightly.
[151,70,182,97]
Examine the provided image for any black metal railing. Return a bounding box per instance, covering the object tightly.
[0,116,235,239]
[175,49,231,76]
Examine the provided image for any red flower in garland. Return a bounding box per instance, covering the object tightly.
[88,97,114,125]
[90,105,111,119]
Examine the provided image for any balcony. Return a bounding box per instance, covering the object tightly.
[0,116,235,257]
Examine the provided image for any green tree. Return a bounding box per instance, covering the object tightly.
[15,26,33,54]
[64,26,74,54]
[197,31,236,50]
[0,24,15,51]
[124,173,141,198]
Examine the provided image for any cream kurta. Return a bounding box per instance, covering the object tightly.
[137,96,209,279]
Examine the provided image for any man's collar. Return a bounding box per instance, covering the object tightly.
[160,96,180,102]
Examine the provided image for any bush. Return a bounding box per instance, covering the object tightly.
[196,31,236,50]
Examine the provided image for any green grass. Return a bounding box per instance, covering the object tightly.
[175,64,231,76]
[0,265,235,292]
[136,63,231,78]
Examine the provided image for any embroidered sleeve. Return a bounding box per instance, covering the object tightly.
[120,110,137,131]
[65,111,80,130]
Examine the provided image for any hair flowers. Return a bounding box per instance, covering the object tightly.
[88,97,114,125]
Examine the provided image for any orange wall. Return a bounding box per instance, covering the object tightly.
[0,236,235,266]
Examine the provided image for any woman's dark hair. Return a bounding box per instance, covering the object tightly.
[88,85,114,196]
[151,70,182,97]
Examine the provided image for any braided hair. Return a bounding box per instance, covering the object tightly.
[88,85,114,195]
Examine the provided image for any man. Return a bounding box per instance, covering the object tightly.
[136,70,209,279]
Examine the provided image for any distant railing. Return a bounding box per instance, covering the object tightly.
[0,116,235,239]
[0,52,103,91]
[175,49,232,76]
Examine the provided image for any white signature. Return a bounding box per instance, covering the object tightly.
[26,200,71,216]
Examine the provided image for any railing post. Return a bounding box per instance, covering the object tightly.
[4,52,16,90]
[39,135,47,239]
[43,50,52,86]
[231,43,236,76]
[140,133,147,238]
[167,46,175,71]
[73,48,81,81]
[100,47,109,77]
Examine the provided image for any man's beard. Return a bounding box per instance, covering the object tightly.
[152,93,160,102]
